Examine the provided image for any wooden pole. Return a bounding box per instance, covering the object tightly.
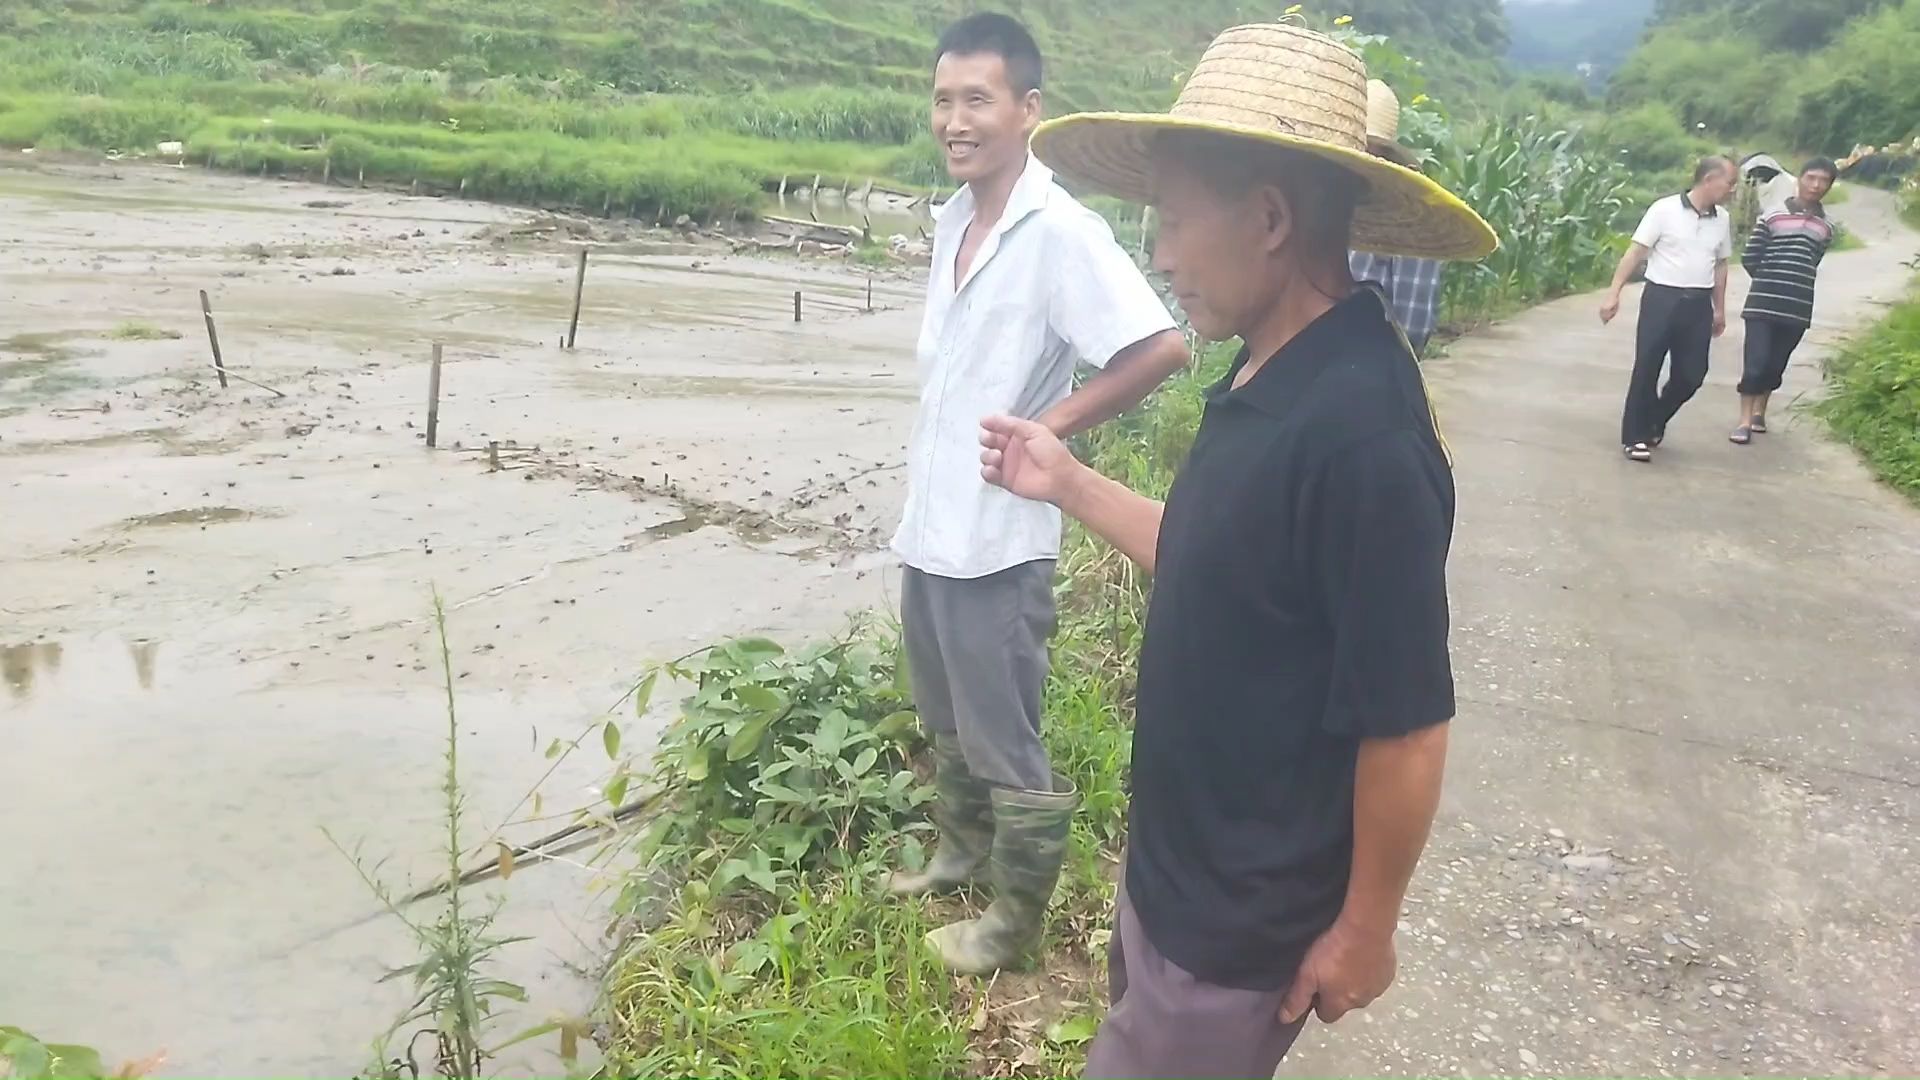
[199,289,228,389]
[793,290,802,323]
[425,343,444,449]
[866,276,873,313]
[566,248,588,349]
[487,440,501,472]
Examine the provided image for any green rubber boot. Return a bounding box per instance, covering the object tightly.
[886,737,993,897]
[926,775,1076,975]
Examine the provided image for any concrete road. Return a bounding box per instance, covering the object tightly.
[1280,188,1920,1076]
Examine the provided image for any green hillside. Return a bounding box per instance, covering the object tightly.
[0,0,1512,114]
[1612,0,1920,153]
[0,0,1522,220]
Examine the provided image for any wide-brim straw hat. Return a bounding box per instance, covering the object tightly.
[1364,79,1422,169]
[1030,24,1497,260]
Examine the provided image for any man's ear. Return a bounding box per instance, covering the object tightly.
[1255,184,1295,256]
[1021,89,1044,135]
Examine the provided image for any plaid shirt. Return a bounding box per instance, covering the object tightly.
[1348,252,1443,352]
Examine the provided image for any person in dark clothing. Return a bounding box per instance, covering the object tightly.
[993,22,1497,1079]
[1601,157,1738,462]
[1730,157,1837,444]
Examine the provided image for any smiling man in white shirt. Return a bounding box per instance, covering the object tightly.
[883,12,1188,977]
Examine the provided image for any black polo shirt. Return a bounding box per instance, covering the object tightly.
[1124,288,1457,990]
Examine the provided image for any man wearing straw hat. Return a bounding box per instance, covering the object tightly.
[980,22,1496,1077]
[1349,80,1446,357]
[884,11,1191,977]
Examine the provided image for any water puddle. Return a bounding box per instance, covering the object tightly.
[0,634,613,1076]
[767,191,932,239]
[114,506,259,531]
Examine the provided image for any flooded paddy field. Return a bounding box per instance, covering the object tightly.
[0,156,924,1075]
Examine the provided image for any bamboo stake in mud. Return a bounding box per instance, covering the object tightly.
[425,343,444,449]
[566,248,589,349]
[198,289,229,389]
[794,290,802,323]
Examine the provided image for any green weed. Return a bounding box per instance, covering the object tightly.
[328,595,543,1080]
[104,321,181,341]
[1818,283,1920,503]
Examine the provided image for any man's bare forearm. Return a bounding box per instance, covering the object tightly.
[1607,243,1650,295]
[1038,329,1189,440]
[1058,467,1165,574]
[1713,261,1729,316]
[1335,722,1450,936]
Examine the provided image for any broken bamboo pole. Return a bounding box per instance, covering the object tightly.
[199,289,229,390]
[565,247,588,349]
[425,343,444,449]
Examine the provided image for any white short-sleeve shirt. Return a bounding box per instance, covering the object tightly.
[1631,193,1733,289]
[890,155,1176,580]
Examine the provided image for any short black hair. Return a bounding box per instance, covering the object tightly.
[935,12,1043,95]
[1693,155,1734,183]
[1802,156,1839,179]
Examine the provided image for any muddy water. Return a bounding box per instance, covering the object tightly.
[0,157,923,1076]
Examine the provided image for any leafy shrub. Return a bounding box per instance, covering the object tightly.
[627,632,929,908]
[1600,101,1700,173]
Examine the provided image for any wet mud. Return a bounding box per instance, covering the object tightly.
[0,157,921,1076]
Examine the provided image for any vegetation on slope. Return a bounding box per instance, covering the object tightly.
[0,0,1527,221]
[1612,0,1920,154]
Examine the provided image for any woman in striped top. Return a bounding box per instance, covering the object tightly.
[1732,157,1838,444]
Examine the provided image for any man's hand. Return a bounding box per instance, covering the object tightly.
[1599,293,1621,324]
[1713,309,1727,337]
[980,415,1086,506]
[1278,919,1398,1025]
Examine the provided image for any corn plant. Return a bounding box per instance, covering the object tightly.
[1412,112,1631,327]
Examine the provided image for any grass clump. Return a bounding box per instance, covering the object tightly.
[1819,285,1920,504]
[104,320,181,341]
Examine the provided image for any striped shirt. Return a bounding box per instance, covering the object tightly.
[1742,199,1833,326]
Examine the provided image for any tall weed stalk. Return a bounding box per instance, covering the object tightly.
[328,594,531,1080]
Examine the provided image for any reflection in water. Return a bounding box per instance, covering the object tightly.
[2,641,61,699]
[0,639,160,700]
[129,639,159,690]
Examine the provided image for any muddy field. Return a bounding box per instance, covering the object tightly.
[0,156,926,1075]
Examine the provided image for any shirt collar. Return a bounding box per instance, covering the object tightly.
[942,152,1054,234]
[1208,289,1400,419]
[1678,190,1721,218]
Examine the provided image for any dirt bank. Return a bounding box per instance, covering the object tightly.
[0,157,923,1076]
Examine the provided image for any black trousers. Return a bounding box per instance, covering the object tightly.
[1738,316,1808,395]
[1621,283,1714,446]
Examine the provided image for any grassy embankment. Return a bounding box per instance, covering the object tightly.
[0,0,1343,223]
[1817,180,1920,504]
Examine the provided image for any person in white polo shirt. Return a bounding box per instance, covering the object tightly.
[1600,156,1737,462]
[884,13,1189,977]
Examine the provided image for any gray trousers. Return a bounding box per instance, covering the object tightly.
[1085,878,1308,1079]
[900,560,1055,791]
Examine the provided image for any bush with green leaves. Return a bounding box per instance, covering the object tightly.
[625,631,931,909]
